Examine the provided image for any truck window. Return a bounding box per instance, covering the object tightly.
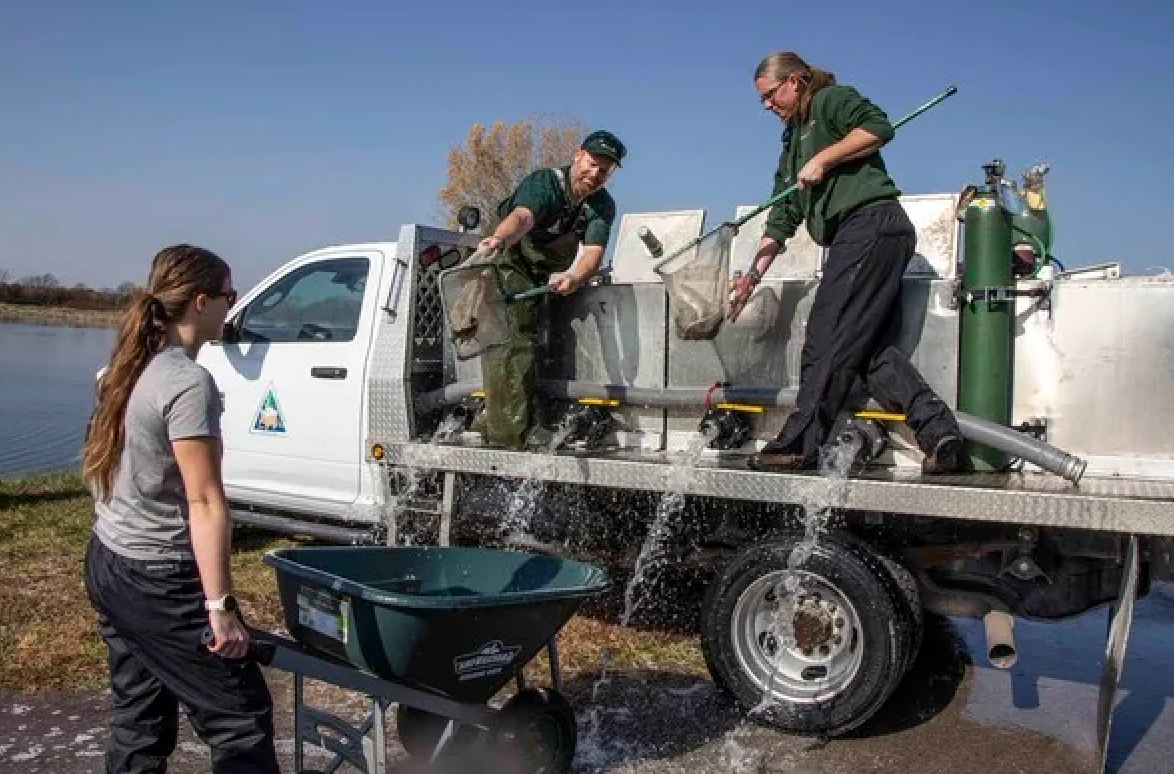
[239,257,369,343]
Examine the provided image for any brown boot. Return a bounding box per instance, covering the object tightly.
[922,435,963,474]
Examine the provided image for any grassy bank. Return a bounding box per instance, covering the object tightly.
[0,473,705,694]
[0,302,122,329]
[0,473,302,692]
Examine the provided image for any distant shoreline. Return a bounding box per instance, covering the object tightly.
[0,302,122,329]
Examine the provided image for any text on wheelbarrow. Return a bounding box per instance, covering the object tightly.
[453,640,523,682]
[296,587,350,644]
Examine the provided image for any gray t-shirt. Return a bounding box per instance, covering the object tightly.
[93,346,223,561]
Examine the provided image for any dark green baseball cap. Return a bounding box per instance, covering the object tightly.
[581,130,626,166]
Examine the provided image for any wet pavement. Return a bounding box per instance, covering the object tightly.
[3,586,1172,773]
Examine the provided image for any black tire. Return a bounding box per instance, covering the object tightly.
[700,530,915,736]
[877,553,925,676]
[395,705,480,762]
[488,687,577,774]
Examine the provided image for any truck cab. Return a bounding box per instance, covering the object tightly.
[198,243,398,524]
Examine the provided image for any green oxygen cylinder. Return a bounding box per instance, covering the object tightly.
[958,160,1016,472]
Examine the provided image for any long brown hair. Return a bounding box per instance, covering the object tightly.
[754,51,836,124]
[83,245,230,501]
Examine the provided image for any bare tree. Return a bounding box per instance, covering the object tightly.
[437,113,587,234]
[0,269,9,284]
[21,273,60,288]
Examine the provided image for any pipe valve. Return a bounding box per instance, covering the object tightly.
[561,405,614,448]
[698,409,752,451]
[637,226,664,259]
[836,417,888,466]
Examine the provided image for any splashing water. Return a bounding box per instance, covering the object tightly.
[752,431,863,715]
[788,432,863,568]
[386,413,465,545]
[497,421,578,546]
[619,426,719,627]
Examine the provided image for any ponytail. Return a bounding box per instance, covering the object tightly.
[797,66,836,124]
[83,293,165,500]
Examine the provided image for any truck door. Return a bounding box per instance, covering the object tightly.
[199,249,383,517]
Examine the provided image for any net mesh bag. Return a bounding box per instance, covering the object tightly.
[656,224,735,340]
[437,251,514,360]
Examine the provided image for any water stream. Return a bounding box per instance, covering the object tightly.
[385,413,465,545]
[753,432,863,714]
[620,426,719,627]
[497,421,578,546]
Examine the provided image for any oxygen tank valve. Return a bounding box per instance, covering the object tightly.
[983,159,1006,187]
[698,409,752,451]
[637,226,664,259]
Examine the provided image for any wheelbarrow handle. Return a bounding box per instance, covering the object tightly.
[200,624,276,665]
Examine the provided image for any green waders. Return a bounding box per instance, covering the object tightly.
[481,230,581,449]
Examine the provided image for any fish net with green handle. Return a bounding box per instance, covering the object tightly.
[656,223,735,340]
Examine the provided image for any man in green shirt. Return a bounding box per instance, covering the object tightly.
[474,130,624,449]
[731,52,962,474]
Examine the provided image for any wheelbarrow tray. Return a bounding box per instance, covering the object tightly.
[263,546,609,704]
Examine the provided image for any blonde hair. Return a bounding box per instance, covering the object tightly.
[754,51,836,124]
[82,245,229,501]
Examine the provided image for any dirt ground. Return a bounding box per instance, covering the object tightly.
[0,613,1116,774]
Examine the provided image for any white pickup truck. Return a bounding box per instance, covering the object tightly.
[195,167,1174,770]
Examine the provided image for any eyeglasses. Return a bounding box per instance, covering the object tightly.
[208,290,238,307]
[758,75,792,106]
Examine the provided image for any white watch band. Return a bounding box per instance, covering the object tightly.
[205,595,230,612]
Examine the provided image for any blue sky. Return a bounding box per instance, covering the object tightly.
[2,0,1171,290]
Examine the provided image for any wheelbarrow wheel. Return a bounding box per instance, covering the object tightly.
[488,687,577,774]
[395,705,479,762]
[699,529,916,737]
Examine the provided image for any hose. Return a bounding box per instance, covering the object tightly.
[955,412,1085,483]
[416,379,1087,484]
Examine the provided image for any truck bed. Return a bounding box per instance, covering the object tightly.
[389,441,1174,537]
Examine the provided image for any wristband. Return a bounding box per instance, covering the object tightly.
[205,594,238,613]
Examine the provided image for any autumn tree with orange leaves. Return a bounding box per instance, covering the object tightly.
[437,115,586,233]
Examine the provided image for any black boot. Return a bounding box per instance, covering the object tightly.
[922,435,963,474]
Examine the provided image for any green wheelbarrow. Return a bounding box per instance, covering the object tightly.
[232,545,610,774]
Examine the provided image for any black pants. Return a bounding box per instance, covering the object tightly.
[83,536,280,774]
[767,200,960,461]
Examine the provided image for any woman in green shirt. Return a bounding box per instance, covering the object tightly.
[730,51,962,474]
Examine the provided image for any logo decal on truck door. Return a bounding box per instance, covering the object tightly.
[251,384,287,435]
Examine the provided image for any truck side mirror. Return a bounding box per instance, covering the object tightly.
[220,318,241,344]
[457,206,481,232]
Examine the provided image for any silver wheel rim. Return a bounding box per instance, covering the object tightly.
[730,568,864,705]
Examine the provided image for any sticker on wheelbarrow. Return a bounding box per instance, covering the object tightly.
[296,586,349,644]
[453,640,523,682]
